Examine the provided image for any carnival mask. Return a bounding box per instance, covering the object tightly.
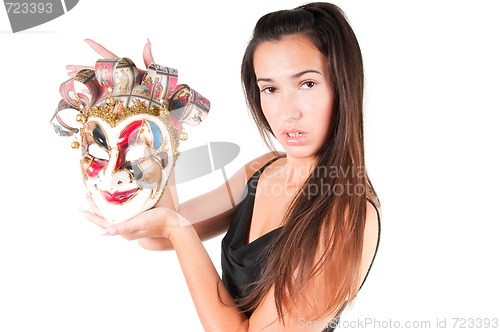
[51,57,209,223]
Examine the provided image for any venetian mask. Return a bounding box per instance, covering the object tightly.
[51,57,209,223]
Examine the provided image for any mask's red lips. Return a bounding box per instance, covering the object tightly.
[101,188,140,204]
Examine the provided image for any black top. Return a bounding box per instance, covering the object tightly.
[220,157,381,331]
[221,158,281,315]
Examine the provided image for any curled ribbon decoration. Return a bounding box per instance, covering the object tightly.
[50,57,210,144]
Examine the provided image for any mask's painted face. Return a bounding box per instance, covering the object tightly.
[52,56,209,223]
[80,114,175,223]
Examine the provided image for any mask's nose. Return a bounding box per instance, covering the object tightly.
[110,170,133,187]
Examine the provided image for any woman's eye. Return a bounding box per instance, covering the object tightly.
[126,145,154,161]
[88,144,109,160]
[300,81,316,89]
[261,86,277,94]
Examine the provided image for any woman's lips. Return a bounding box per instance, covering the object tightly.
[101,188,140,204]
[281,128,308,145]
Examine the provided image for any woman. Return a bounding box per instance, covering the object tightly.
[81,2,381,331]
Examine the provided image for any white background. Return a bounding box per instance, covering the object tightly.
[1,0,499,331]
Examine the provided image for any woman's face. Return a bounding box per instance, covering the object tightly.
[254,34,334,159]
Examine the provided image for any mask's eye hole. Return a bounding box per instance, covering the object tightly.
[126,145,154,161]
[88,144,109,160]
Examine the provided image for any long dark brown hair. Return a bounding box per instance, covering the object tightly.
[240,2,379,321]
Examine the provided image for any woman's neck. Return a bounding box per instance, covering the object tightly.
[274,155,317,188]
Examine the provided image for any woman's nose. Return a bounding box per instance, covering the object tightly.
[279,93,302,122]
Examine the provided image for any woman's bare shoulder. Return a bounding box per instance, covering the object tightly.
[243,151,285,178]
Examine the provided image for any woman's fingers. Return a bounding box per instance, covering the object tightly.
[143,38,155,67]
[79,209,113,229]
[79,210,141,239]
[85,194,102,216]
[84,39,118,58]
[102,208,189,239]
[103,209,166,236]
[65,39,116,77]
[81,199,189,241]
[66,64,92,76]
[67,39,154,78]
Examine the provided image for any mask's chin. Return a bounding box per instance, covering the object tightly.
[87,184,158,223]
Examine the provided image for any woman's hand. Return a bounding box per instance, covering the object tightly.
[101,207,190,240]
[66,38,155,76]
[80,194,190,243]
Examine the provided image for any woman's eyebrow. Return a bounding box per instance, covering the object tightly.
[257,69,323,83]
[256,77,273,83]
[291,69,322,79]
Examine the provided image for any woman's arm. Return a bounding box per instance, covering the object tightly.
[94,197,380,332]
[169,222,249,331]
[86,163,379,332]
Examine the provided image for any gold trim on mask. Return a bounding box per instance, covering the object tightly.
[83,103,181,162]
